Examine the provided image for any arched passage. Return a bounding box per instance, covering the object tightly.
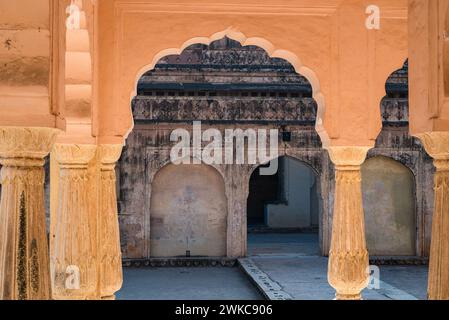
[150,163,228,258]
[362,156,416,256]
[119,36,323,259]
[247,156,321,255]
[125,28,329,146]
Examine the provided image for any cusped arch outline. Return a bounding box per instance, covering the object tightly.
[128,27,329,146]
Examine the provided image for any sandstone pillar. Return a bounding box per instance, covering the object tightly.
[50,144,97,300]
[98,145,123,300]
[327,146,370,300]
[0,127,59,300]
[418,132,449,300]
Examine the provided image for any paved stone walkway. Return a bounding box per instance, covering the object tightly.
[116,233,428,300]
[245,233,429,300]
[116,267,263,300]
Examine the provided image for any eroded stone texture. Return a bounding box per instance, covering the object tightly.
[118,38,434,260]
[0,127,59,300]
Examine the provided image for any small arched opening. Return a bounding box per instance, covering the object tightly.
[247,156,321,256]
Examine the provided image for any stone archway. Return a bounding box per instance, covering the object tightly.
[247,156,322,256]
[120,35,325,260]
[0,0,424,302]
[150,163,228,258]
[248,156,320,231]
[127,28,328,145]
[362,156,417,256]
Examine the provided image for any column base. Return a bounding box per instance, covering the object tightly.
[335,293,362,300]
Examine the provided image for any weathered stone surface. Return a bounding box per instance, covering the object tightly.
[118,38,434,262]
[362,157,416,256]
[0,127,59,300]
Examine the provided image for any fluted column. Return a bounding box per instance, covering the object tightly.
[327,146,370,300]
[98,145,123,300]
[0,127,59,300]
[418,132,449,300]
[50,144,97,300]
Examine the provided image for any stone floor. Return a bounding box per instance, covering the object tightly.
[116,267,263,300]
[246,233,429,300]
[116,233,429,300]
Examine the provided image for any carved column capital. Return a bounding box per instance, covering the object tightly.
[416,132,449,161]
[0,127,59,167]
[98,144,123,171]
[52,144,97,168]
[327,146,370,169]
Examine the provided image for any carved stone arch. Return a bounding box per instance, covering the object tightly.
[282,153,322,177]
[129,28,329,146]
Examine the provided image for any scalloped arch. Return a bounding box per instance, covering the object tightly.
[128,27,329,146]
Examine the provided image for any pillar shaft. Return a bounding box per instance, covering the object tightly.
[0,127,58,300]
[327,146,370,300]
[50,144,97,300]
[418,132,449,300]
[225,165,251,258]
[98,145,123,300]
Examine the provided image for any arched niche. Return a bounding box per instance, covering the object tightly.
[149,162,228,257]
[362,156,416,256]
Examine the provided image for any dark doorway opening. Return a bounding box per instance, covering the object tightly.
[247,157,321,256]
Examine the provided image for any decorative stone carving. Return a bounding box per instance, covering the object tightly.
[132,97,317,123]
[98,144,123,300]
[50,143,97,300]
[0,127,59,300]
[416,132,449,300]
[327,146,370,300]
